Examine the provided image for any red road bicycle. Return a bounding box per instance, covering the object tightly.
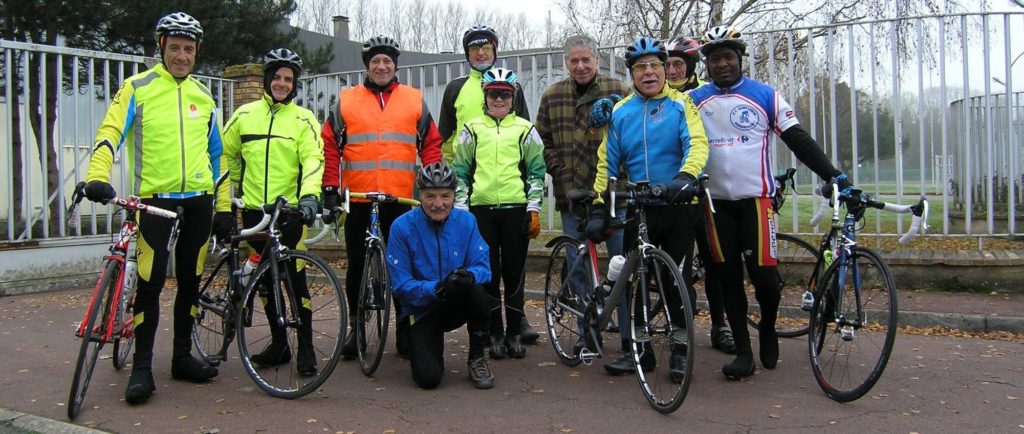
[65,182,181,420]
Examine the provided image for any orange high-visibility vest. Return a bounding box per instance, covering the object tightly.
[340,85,421,198]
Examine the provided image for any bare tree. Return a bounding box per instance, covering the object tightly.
[294,0,349,35]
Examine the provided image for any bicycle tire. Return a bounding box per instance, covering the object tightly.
[193,254,235,366]
[112,289,134,370]
[237,251,346,399]
[629,248,694,414]
[746,233,819,337]
[808,247,897,402]
[543,237,584,367]
[67,260,118,420]
[356,241,390,376]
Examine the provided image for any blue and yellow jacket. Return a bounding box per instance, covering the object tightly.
[387,207,491,323]
[86,63,229,210]
[593,83,709,201]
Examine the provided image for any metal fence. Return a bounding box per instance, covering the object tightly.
[0,40,234,243]
[299,12,1024,238]
[2,12,1023,244]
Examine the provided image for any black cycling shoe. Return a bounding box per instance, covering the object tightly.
[249,341,291,367]
[467,357,495,389]
[669,344,688,384]
[604,353,635,375]
[520,318,539,345]
[505,335,525,359]
[722,354,756,380]
[341,329,357,360]
[296,343,317,377]
[488,334,506,360]
[124,367,155,405]
[759,325,779,369]
[171,355,218,383]
[711,326,738,354]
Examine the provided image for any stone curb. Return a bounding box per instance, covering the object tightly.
[522,289,1024,334]
[0,408,106,434]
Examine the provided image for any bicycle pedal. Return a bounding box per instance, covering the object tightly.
[840,326,855,341]
[579,349,598,365]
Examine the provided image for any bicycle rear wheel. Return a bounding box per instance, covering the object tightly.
[808,247,897,402]
[68,259,118,420]
[746,234,819,337]
[112,290,135,370]
[356,241,390,376]
[238,251,346,398]
[193,254,235,366]
[543,238,585,367]
[629,249,694,414]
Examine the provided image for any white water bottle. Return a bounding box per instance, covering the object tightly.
[240,253,261,287]
[123,258,138,296]
[607,255,626,282]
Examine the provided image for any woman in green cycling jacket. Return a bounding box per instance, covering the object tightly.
[451,67,546,360]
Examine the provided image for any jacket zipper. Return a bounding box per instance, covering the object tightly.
[178,86,187,193]
[435,222,443,282]
[264,104,278,205]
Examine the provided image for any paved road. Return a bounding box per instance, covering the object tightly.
[1,289,1022,433]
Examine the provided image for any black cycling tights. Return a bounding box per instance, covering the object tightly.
[406,284,495,389]
[622,204,695,329]
[471,206,528,337]
[706,198,780,357]
[132,195,213,369]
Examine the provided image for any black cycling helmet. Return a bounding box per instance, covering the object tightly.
[416,162,457,190]
[462,24,499,70]
[362,35,401,67]
[263,48,302,103]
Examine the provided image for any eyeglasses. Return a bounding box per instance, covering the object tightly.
[468,44,494,56]
[630,60,665,73]
[666,60,687,70]
[485,90,514,100]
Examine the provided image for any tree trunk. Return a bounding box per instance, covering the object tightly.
[25,35,63,237]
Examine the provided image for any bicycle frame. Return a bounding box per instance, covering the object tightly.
[75,216,134,345]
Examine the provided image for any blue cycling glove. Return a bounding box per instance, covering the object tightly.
[589,94,623,128]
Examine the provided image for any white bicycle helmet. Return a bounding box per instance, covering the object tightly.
[700,26,747,57]
[154,12,203,44]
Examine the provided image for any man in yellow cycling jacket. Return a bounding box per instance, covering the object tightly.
[218,48,324,376]
[82,12,228,405]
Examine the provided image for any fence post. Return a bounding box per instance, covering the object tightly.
[222,63,264,117]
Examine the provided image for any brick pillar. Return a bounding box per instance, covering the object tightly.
[222,64,264,118]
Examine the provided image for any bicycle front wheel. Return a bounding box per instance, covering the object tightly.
[629,248,694,414]
[808,247,897,402]
[747,234,819,337]
[68,259,118,420]
[356,241,390,376]
[193,254,236,366]
[543,238,585,367]
[112,290,134,370]
[238,251,346,399]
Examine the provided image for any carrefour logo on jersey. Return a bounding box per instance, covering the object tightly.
[730,104,759,131]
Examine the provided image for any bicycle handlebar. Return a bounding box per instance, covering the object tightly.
[230,197,340,243]
[67,182,178,229]
[809,183,929,244]
[342,189,420,214]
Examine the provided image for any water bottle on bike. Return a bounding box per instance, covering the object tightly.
[240,253,260,287]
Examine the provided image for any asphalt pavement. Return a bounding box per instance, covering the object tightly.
[1,287,1022,433]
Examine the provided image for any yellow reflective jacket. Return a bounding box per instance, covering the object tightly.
[86,63,228,210]
[222,94,324,208]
